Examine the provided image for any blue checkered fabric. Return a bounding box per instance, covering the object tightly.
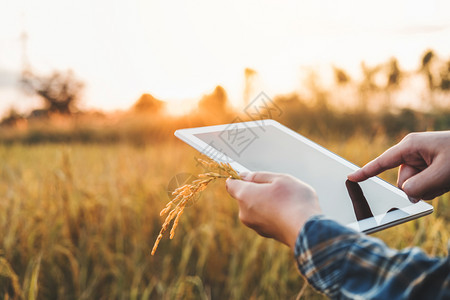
[295,215,450,299]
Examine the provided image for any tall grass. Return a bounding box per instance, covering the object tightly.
[0,134,448,299]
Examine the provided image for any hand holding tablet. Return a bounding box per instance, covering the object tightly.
[175,120,435,233]
[226,171,321,249]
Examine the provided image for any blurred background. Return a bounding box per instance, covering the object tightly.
[1,1,449,299]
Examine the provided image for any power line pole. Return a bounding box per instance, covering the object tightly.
[20,12,31,77]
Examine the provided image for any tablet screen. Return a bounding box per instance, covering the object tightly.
[194,124,412,225]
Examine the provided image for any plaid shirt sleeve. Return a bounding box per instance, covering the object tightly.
[295,215,450,299]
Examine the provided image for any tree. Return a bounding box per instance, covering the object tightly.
[21,70,84,115]
[333,66,351,85]
[198,85,230,122]
[243,68,257,106]
[420,50,435,91]
[386,58,401,89]
[132,93,165,114]
[418,49,450,109]
[439,60,450,91]
[358,62,382,111]
[0,107,26,127]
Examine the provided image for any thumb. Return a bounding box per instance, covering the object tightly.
[243,171,280,183]
[226,178,250,199]
[226,176,270,200]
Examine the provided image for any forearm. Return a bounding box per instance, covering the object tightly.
[295,216,450,299]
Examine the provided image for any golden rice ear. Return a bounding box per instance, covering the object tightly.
[151,152,241,255]
[159,206,171,216]
[151,233,163,255]
[170,206,186,239]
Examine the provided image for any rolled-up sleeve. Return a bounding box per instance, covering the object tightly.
[295,215,450,299]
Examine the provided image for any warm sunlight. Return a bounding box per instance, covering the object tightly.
[2,2,450,299]
[1,0,450,115]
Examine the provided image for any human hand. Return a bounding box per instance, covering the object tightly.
[348,131,450,202]
[226,172,321,250]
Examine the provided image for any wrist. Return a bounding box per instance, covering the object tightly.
[286,213,321,251]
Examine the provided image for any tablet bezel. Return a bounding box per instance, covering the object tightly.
[175,119,433,233]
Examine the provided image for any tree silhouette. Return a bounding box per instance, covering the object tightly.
[358,62,382,111]
[386,58,401,89]
[21,70,84,115]
[418,49,450,108]
[243,68,257,106]
[439,60,450,91]
[198,85,230,122]
[420,50,435,91]
[360,62,382,92]
[333,66,351,85]
[132,93,165,114]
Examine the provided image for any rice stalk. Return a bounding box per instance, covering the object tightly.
[151,156,241,255]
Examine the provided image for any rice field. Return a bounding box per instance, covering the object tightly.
[0,133,448,299]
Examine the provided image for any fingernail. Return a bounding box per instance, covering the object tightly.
[347,170,359,181]
[408,196,419,203]
[239,172,249,180]
[402,180,414,192]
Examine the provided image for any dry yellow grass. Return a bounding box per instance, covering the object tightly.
[151,157,241,255]
[0,134,448,299]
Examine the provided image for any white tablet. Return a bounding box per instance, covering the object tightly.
[175,119,433,233]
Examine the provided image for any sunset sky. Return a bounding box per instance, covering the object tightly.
[1,0,450,116]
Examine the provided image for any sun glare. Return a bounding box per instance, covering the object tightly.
[0,0,450,115]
